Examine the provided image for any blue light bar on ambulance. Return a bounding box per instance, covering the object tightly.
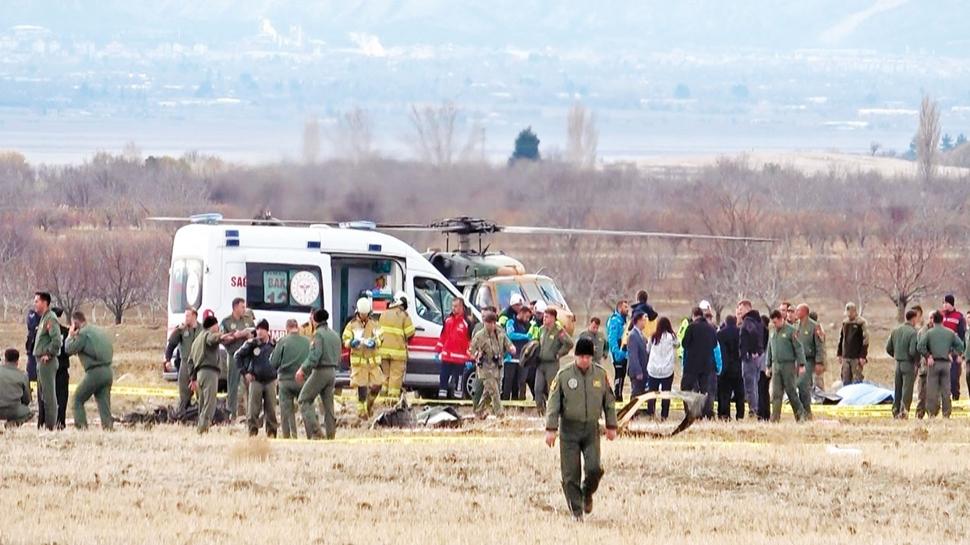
[225,229,240,247]
[189,213,223,224]
[368,244,382,252]
[307,241,321,249]
[339,221,377,230]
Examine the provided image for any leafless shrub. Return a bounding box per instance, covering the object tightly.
[916,95,941,183]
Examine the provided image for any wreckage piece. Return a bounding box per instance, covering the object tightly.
[615,390,706,437]
[118,403,229,427]
[373,396,417,429]
[372,396,464,429]
[415,406,463,428]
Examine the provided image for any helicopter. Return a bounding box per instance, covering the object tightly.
[346,216,773,334]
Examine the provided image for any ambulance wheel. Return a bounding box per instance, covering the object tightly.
[461,367,477,400]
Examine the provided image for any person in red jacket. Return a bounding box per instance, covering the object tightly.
[436,298,471,398]
[941,294,966,400]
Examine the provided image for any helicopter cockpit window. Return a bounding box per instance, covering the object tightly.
[474,285,494,310]
[495,283,526,310]
[413,277,457,326]
[538,278,569,309]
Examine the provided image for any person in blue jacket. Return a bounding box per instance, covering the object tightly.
[606,300,630,401]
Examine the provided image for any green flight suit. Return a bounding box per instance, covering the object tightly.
[545,363,617,519]
[165,323,203,414]
[535,325,574,414]
[886,323,919,418]
[0,363,33,426]
[65,325,114,430]
[191,329,223,433]
[470,326,513,418]
[917,326,965,418]
[915,326,929,419]
[795,318,824,419]
[221,313,255,419]
[32,309,62,430]
[766,323,806,422]
[578,329,613,387]
[270,332,311,439]
[298,324,342,440]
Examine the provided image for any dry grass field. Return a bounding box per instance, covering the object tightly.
[2,421,970,545]
[0,313,967,544]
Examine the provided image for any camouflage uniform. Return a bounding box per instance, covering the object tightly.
[470,326,513,418]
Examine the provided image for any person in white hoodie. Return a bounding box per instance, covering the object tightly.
[646,317,679,420]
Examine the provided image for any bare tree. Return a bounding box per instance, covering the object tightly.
[870,141,881,157]
[565,102,598,169]
[870,218,945,322]
[92,232,169,324]
[407,101,459,166]
[330,107,375,162]
[916,95,941,183]
[302,116,321,164]
[824,248,878,316]
[27,237,95,317]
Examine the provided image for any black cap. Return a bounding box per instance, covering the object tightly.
[945,294,956,306]
[575,337,595,357]
[256,319,270,331]
[203,316,219,329]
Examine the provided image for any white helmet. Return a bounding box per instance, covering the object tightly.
[509,293,525,307]
[356,297,373,315]
[534,300,548,314]
[391,291,408,308]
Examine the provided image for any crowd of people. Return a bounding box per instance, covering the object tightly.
[3,286,970,435]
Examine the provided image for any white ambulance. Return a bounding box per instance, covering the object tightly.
[163,215,478,397]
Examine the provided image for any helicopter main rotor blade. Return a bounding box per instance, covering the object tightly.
[499,225,774,243]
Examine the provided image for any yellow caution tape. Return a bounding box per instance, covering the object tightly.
[34,381,970,418]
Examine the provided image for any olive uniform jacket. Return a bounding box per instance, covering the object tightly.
[545,363,618,431]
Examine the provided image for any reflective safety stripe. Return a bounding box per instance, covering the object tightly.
[349,355,381,365]
[381,326,407,337]
[379,347,408,358]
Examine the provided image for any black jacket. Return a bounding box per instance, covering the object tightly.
[716,323,741,378]
[234,338,277,383]
[682,318,718,374]
[631,302,658,321]
[739,310,765,359]
[56,324,71,373]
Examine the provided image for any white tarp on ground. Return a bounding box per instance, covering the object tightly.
[836,383,893,406]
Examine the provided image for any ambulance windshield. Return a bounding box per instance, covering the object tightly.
[169,258,203,313]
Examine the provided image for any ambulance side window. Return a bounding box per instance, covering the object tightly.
[413,277,456,326]
[169,259,203,313]
[246,263,323,313]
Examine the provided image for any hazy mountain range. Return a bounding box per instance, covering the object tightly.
[2,0,969,163]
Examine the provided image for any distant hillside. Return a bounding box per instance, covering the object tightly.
[5,0,970,53]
